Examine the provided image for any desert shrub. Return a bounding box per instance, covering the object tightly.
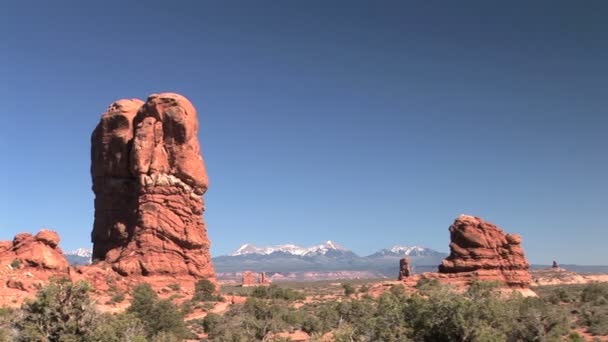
[202,297,305,341]
[509,296,569,341]
[150,331,180,342]
[15,279,99,342]
[10,259,20,269]
[250,285,305,301]
[548,287,575,304]
[105,292,125,305]
[342,283,355,296]
[180,300,194,315]
[196,281,577,341]
[0,307,16,342]
[582,282,608,304]
[193,279,223,302]
[568,331,585,341]
[415,277,440,290]
[359,284,370,293]
[581,306,608,335]
[167,283,181,291]
[342,283,355,297]
[127,283,191,339]
[88,312,147,342]
[202,312,221,333]
[333,323,356,342]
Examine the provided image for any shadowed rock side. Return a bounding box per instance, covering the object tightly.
[91,93,215,279]
[436,214,531,287]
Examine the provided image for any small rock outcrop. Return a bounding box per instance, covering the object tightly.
[398,258,412,280]
[437,215,531,287]
[0,230,69,271]
[242,271,272,287]
[91,93,215,279]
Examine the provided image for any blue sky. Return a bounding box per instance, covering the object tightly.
[0,1,606,264]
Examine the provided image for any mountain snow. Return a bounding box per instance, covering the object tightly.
[66,248,93,258]
[372,245,440,257]
[230,241,349,257]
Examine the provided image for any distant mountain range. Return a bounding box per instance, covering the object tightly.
[63,242,608,282]
[64,248,92,265]
[230,241,352,257]
[212,241,447,279]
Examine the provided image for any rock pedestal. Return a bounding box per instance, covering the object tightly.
[398,258,412,280]
[91,93,215,279]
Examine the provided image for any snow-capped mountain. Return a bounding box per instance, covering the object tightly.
[229,241,349,257]
[66,248,93,258]
[65,248,92,265]
[213,241,446,277]
[367,245,444,258]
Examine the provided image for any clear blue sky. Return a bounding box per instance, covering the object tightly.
[0,1,606,264]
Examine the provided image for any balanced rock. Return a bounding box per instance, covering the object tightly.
[437,215,531,287]
[91,93,215,279]
[0,230,69,271]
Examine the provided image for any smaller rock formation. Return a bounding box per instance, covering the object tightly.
[0,230,69,271]
[260,272,270,285]
[398,258,412,280]
[242,271,272,287]
[436,215,531,287]
[242,271,257,286]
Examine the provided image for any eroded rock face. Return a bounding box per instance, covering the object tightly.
[0,230,69,271]
[91,93,215,279]
[437,215,531,287]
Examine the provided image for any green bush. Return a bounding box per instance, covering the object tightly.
[250,285,305,301]
[193,279,223,302]
[107,292,125,304]
[342,283,355,296]
[581,306,608,335]
[582,283,608,304]
[0,306,16,341]
[10,259,20,269]
[167,283,181,291]
[201,297,306,341]
[88,312,147,342]
[16,278,98,342]
[127,283,191,339]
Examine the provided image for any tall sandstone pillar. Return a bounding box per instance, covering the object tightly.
[91,93,215,279]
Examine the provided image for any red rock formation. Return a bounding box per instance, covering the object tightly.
[398,257,412,280]
[436,215,531,287]
[242,271,272,287]
[242,271,257,287]
[91,93,215,280]
[0,230,69,271]
[260,272,272,285]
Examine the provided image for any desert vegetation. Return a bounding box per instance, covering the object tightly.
[1,279,607,341]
